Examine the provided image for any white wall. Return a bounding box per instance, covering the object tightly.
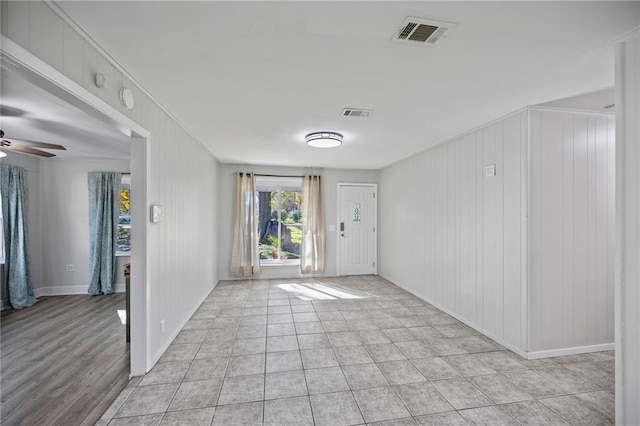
[1,152,44,294]
[379,111,528,353]
[380,107,616,358]
[615,29,640,426]
[1,1,220,373]
[529,110,615,353]
[1,154,132,299]
[39,159,130,295]
[218,163,378,280]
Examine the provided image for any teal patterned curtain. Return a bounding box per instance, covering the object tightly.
[1,164,37,309]
[87,171,121,295]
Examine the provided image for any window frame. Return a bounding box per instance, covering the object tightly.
[255,176,303,267]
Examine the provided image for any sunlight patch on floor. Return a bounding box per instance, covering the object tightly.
[277,284,335,300]
[277,282,363,300]
[117,309,127,325]
[305,283,362,299]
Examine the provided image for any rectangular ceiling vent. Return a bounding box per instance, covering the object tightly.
[341,108,372,118]
[393,17,457,47]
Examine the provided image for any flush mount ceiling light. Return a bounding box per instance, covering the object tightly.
[306,131,343,148]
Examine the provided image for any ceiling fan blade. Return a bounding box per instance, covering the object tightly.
[5,145,57,158]
[2,137,66,150]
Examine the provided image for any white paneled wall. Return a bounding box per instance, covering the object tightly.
[1,1,219,371]
[529,110,615,353]
[380,108,615,357]
[379,111,528,353]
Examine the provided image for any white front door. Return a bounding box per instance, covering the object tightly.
[338,184,377,276]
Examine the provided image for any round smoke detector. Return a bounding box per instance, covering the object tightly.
[120,88,135,110]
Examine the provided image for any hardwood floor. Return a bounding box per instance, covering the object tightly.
[1,293,129,425]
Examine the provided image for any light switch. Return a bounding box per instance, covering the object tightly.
[151,204,164,223]
[485,164,496,177]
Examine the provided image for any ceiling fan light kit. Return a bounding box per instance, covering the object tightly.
[306,131,343,148]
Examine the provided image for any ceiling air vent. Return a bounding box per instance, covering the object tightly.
[341,108,372,118]
[393,17,457,47]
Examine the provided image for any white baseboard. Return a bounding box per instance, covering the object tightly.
[526,343,615,359]
[382,275,529,358]
[147,280,220,373]
[34,283,126,297]
[379,274,613,360]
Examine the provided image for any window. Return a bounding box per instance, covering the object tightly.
[117,174,131,255]
[256,177,303,265]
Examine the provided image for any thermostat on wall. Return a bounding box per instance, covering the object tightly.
[151,205,163,223]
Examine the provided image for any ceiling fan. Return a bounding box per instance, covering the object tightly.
[0,129,66,158]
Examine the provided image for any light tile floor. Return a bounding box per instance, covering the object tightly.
[98,276,614,425]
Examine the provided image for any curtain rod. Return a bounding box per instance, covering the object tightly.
[235,172,321,178]
[234,172,305,178]
[255,173,304,178]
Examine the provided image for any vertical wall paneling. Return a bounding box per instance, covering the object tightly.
[380,107,614,357]
[62,25,83,85]
[379,110,528,354]
[1,1,30,50]
[529,109,614,353]
[561,112,575,347]
[475,128,485,331]
[503,113,523,347]
[520,111,529,351]
[28,2,63,73]
[572,114,588,345]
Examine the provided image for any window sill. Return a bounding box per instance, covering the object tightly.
[116,252,131,257]
[260,261,300,268]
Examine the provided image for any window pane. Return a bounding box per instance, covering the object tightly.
[353,203,361,223]
[256,183,303,263]
[118,187,131,253]
[280,191,302,259]
[257,190,275,260]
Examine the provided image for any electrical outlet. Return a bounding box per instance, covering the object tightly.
[161,319,165,334]
[66,264,74,272]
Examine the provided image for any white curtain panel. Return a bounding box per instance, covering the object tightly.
[230,172,261,276]
[301,175,326,274]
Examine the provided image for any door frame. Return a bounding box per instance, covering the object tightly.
[336,183,378,277]
[2,36,151,376]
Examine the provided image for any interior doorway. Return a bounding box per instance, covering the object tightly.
[337,183,377,276]
[1,43,150,377]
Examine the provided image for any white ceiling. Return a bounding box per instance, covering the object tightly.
[539,88,615,112]
[31,2,640,168]
[0,65,131,160]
